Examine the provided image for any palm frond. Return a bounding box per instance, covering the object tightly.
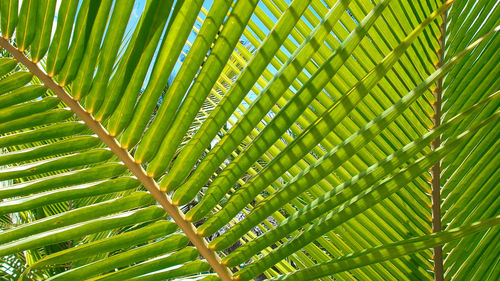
[0,0,498,280]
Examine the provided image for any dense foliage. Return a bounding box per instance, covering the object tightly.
[0,0,498,280]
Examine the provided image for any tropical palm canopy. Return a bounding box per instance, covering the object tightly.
[0,0,498,280]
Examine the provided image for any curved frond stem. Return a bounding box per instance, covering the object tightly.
[0,37,233,281]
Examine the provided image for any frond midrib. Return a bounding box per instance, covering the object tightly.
[0,36,234,281]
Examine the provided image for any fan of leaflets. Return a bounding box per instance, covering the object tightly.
[0,0,498,280]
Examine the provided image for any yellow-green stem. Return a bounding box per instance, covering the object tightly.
[0,37,233,281]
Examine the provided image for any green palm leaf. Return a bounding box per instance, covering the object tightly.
[0,0,498,280]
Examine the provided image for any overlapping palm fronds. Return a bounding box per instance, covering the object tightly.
[0,0,498,280]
